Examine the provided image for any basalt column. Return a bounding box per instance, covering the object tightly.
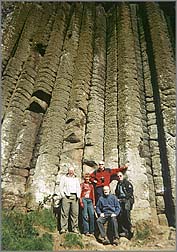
[56,3,95,185]
[82,5,106,173]
[1,3,56,208]
[104,7,119,168]
[1,2,175,227]
[143,2,176,226]
[116,3,153,222]
[28,3,81,207]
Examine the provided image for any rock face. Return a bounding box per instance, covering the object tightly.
[1,2,175,227]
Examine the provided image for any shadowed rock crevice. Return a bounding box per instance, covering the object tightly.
[140,2,175,227]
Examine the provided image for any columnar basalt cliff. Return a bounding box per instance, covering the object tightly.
[2,2,176,228]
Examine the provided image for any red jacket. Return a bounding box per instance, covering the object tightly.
[90,166,127,188]
[80,182,95,207]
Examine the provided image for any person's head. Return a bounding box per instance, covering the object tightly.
[103,186,110,196]
[68,167,75,176]
[98,161,105,170]
[117,171,124,182]
[84,173,90,182]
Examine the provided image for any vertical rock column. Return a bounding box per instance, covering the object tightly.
[138,4,167,225]
[83,5,106,173]
[29,4,67,112]
[104,6,118,167]
[145,2,176,226]
[117,3,152,222]
[1,4,58,210]
[1,51,40,176]
[131,4,158,224]
[2,2,31,71]
[29,3,85,206]
[58,3,95,179]
[2,4,45,118]
[2,3,55,178]
[2,111,43,210]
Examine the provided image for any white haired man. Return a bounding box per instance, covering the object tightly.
[96,186,121,245]
[59,166,81,234]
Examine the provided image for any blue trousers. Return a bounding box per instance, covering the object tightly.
[82,198,94,234]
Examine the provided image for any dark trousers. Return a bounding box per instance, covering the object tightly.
[95,186,103,203]
[97,215,119,239]
[118,200,132,235]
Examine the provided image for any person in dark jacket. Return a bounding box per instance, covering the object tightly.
[90,161,128,202]
[115,171,134,239]
[96,186,121,245]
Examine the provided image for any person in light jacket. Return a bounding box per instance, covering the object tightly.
[59,166,81,234]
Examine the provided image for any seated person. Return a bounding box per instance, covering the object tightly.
[96,186,121,245]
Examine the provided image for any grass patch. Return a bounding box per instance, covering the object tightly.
[63,233,84,249]
[29,208,57,232]
[134,221,151,241]
[135,228,150,240]
[2,208,55,250]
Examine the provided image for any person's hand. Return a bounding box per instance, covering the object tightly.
[100,213,104,217]
[124,163,129,168]
[111,213,116,217]
[93,180,97,184]
[80,201,84,208]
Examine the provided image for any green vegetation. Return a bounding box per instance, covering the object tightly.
[2,208,56,250]
[134,222,151,241]
[135,228,150,240]
[29,207,57,232]
[63,233,84,249]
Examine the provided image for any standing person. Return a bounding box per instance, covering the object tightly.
[80,173,95,236]
[115,171,134,240]
[59,166,81,234]
[96,186,121,245]
[90,161,128,202]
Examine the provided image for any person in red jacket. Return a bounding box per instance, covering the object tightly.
[90,161,128,202]
[80,173,95,236]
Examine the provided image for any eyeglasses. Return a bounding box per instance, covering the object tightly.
[99,163,104,165]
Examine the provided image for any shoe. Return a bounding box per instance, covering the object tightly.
[127,231,133,240]
[60,229,67,234]
[113,237,119,245]
[72,229,79,234]
[102,237,110,245]
[119,232,127,237]
[84,232,90,236]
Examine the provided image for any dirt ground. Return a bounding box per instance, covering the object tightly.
[52,226,176,251]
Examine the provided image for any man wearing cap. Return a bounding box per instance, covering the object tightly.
[59,167,81,234]
[90,161,128,202]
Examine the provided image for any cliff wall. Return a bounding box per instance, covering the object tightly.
[1,2,176,227]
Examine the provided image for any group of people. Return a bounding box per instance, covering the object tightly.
[57,161,134,245]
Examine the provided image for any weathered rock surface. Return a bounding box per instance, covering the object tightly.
[1,1,176,229]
